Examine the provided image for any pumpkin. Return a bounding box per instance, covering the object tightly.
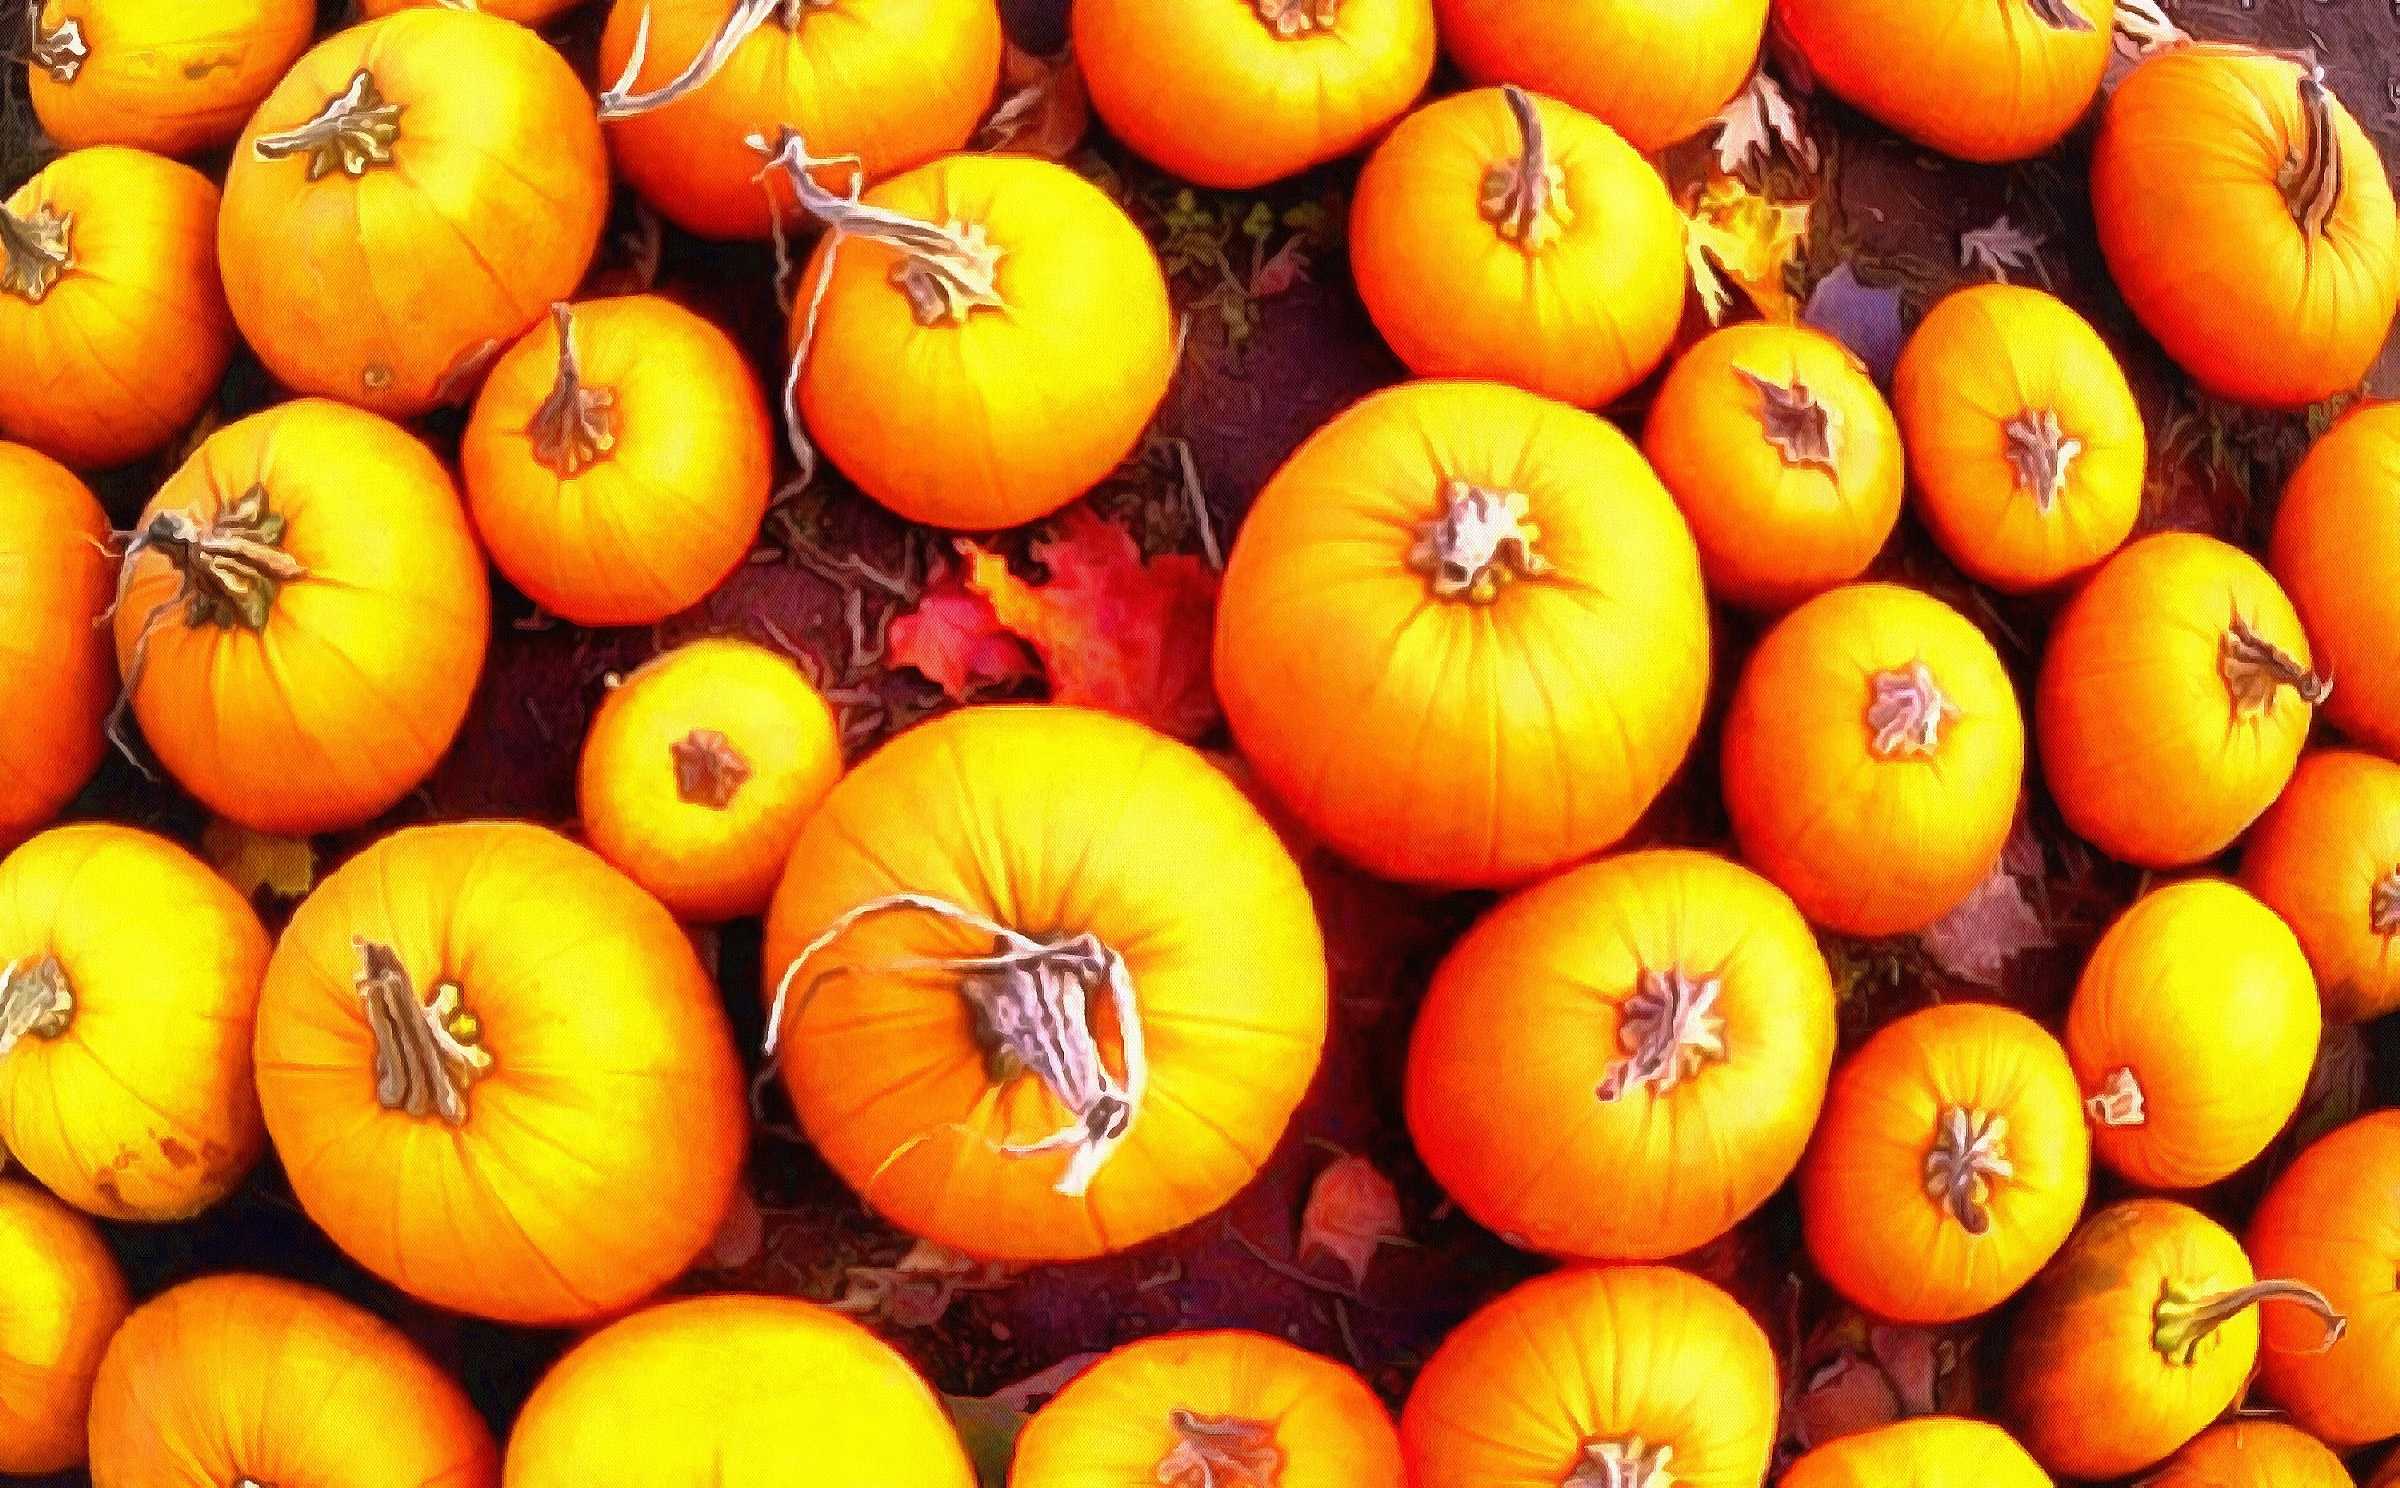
[505,1296,975,1488]
[578,637,844,923]
[1012,1331,1403,1488]
[0,824,268,1221]
[253,821,748,1324]
[26,0,314,157]
[111,399,489,835]
[464,297,773,626]
[2036,532,2321,868]
[1216,379,1710,888]
[1722,583,2024,936]
[1643,322,1903,611]
[218,9,610,417]
[0,1180,128,1475]
[1432,0,1769,153]
[87,1274,498,1488]
[0,444,110,850]
[2093,49,2400,409]
[2063,880,2319,1190]
[1776,0,2111,162]
[1779,1418,2051,1488]
[2150,1423,2354,1488]
[2246,1110,2400,1447]
[2005,1198,2345,1479]
[367,0,582,18]
[2242,750,2400,1024]
[1801,1002,2089,1323]
[1406,849,1836,1261]
[760,706,1325,1262]
[1075,0,1437,189]
[1350,86,1685,409]
[2271,402,2400,756]
[596,0,1004,240]
[1399,1265,1777,1488]
[0,147,233,470]
[1892,284,2145,593]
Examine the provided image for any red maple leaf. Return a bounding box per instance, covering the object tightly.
[888,556,1039,699]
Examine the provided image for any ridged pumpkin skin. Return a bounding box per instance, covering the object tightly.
[0,148,233,470]
[2242,750,2400,1023]
[367,0,581,19]
[1644,323,1903,611]
[1723,583,2024,937]
[578,638,844,923]
[1012,1331,1402,1488]
[112,400,489,835]
[0,825,268,1221]
[27,0,314,156]
[465,297,773,626]
[2151,1423,2352,1488]
[0,445,110,850]
[1893,284,2145,592]
[1802,1002,2090,1324]
[1076,0,1436,188]
[505,1296,976,1488]
[1216,380,1710,888]
[1434,0,1770,153]
[1351,87,1685,409]
[2246,1111,2400,1447]
[254,822,748,1325]
[2037,533,2319,868]
[1400,1266,1777,1488]
[1407,850,1835,1261]
[2094,50,2400,408]
[1782,1418,2050,1488]
[219,10,610,417]
[761,706,1326,1262]
[0,1180,129,1475]
[2272,403,2400,756]
[88,1275,498,1488]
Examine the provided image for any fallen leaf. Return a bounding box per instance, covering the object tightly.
[1919,847,2052,988]
[1788,1352,1902,1450]
[200,818,316,902]
[1802,263,1906,383]
[1709,70,1818,178]
[702,1187,763,1271]
[1959,215,2048,285]
[1684,175,1813,324]
[830,1239,1015,1329]
[942,1354,1105,1488]
[888,553,1040,700]
[1298,1153,1406,1287]
[976,42,1087,159]
[1250,235,1313,299]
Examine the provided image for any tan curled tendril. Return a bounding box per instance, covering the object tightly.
[1736,368,1840,476]
[1866,661,1961,759]
[2084,1066,2146,1127]
[356,939,491,1126]
[527,304,620,477]
[1481,85,1572,250]
[0,956,73,1057]
[1567,1438,1676,1488]
[1595,970,1727,1103]
[1157,1410,1283,1488]
[252,70,403,180]
[2152,1277,2346,1366]
[2004,408,2081,512]
[1408,481,1552,602]
[1925,1106,2013,1235]
[597,0,834,119]
[2220,614,2331,714]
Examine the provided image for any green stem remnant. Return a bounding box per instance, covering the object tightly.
[253,70,402,179]
[1925,1106,2013,1236]
[356,939,491,1126]
[1482,85,1571,251]
[1410,481,1552,603]
[2153,1277,2346,1366]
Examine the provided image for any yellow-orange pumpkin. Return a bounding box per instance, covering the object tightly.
[0,1179,129,1476]
[1433,0,1770,153]
[1780,1418,2052,1488]
[2246,1111,2400,1447]
[0,444,110,850]
[2150,1423,2353,1488]
[27,0,314,157]
[2272,402,2400,757]
[2242,749,2400,1024]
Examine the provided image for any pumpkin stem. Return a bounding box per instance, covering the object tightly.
[2003,408,2081,513]
[2022,0,2095,31]
[1252,0,1337,38]
[1159,1410,1283,1488]
[0,198,71,304]
[1409,480,1553,603]
[2277,70,2345,243]
[2152,1278,2347,1366]
[2084,1066,2147,1128]
[355,939,491,1126]
[752,126,1005,326]
[2220,615,2331,714]
[527,304,620,478]
[1567,1437,1676,1488]
[598,0,834,119]
[253,70,403,180]
[1481,85,1572,251]
[1736,368,1841,475]
[1596,969,1727,1103]
[672,728,753,808]
[2371,869,2400,936]
[1924,1106,2013,1236]
[0,955,74,1058]
[1866,661,1962,759]
[23,4,85,81]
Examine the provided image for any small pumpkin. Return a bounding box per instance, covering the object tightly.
[1643,322,1904,611]
[1075,0,1437,188]
[1432,0,1770,153]
[1892,284,2145,593]
[464,297,773,626]
[1779,1418,2052,1488]
[1722,583,2024,936]
[2036,532,2322,868]
[2246,1110,2400,1447]
[0,1179,129,1476]
[2094,49,2400,408]
[2271,402,2400,757]
[1012,1331,1402,1488]
[0,444,110,850]
[1801,1001,2090,1324]
[0,824,269,1221]
[111,399,489,835]
[2149,1423,2353,1488]
[2242,750,2400,1024]
[0,147,233,470]
[578,637,844,923]
[26,0,315,157]
[1399,1265,1778,1488]
[761,706,1325,1262]
[1216,379,1711,888]
[254,822,748,1324]
[1406,849,1836,1261]
[219,9,610,417]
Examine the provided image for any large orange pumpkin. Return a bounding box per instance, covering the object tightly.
[26,0,314,157]
[0,824,268,1221]
[254,822,748,1325]
[1407,849,1835,1261]
[1432,0,1770,153]
[0,444,110,850]
[1216,379,1710,888]
[218,10,610,417]
[2272,402,2400,756]
[760,706,1325,1262]
[2242,750,2400,1024]
[2150,1423,2353,1488]
[0,1179,128,1476]
[2246,1110,2400,1447]
[1780,1418,2051,1488]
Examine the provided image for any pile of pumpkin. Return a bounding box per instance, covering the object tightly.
[3,0,2400,1484]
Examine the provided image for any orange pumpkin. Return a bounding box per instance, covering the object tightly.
[1644,323,1903,611]
[0,444,110,850]
[578,638,844,923]
[464,298,773,626]
[0,147,233,470]
[1399,1265,1778,1488]
[2242,750,2400,1024]
[254,822,748,1324]
[1780,1418,2051,1488]
[26,0,314,156]
[367,0,582,18]
[87,1274,498,1488]
[760,706,1325,1262]
[2094,50,2400,409]
[1075,0,1436,188]
[0,824,269,1221]
[1802,1002,2089,1324]
[1217,380,1710,887]
[1722,583,2024,937]
[1432,0,1770,153]
[2037,533,2321,868]
[2151,1422,2354,1488]
[1407,850,1835,1261]
[111,400,488,835]
[2272,402,2400,757]
[2246,1110,2400,1447]
[1892,284,2145,593]
[596,0,1004,240]
[1013,1331,1402,1488]
[218,10,610,417]
[0,1180,129,1475]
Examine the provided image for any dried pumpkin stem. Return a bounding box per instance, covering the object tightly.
[1409,480,1552,603]
[0,199,71,304]
[1482,85,1572,251]
[1925,1106,2013,1236]
[2220,616,2331,713]
[2153,1278,2346,1366]
[2022,0,2095,32]
[253,70,402,180]
[1568,1437,1676,1488]
[1596,969,1727,1103]
[2004,408,2081,513]
[752,126,1005,326]
[672,728,752,808]
[2372,869,2400,936]
[527,304,620,478]
[1866,661,1961,759]
[0,956,73,1057]
[2278,71,2345,243]
[23,3,85,82]
[355,939,491,1126]
[598,0,835,119]
[1159,1409,1283,1488]
[1253,0,1337,38]
[1737,368,1840,475]
[2084,1066,2147,1128]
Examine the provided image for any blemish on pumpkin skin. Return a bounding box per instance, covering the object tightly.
[363,365,395,393]
[183,55,239,80]
[159,1136,196,1168]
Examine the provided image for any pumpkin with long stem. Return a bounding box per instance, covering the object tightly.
[0,1180,128,1475]
[2242,750,2400,1024]
[0,444,110,850]
[26,0,314,156]
[2151,1423,2353,1488]
[1780,1418,2051,1488]
[2272,402,2400,757]
[1432,0,1769,153]
[2246,1110,2400,1446]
